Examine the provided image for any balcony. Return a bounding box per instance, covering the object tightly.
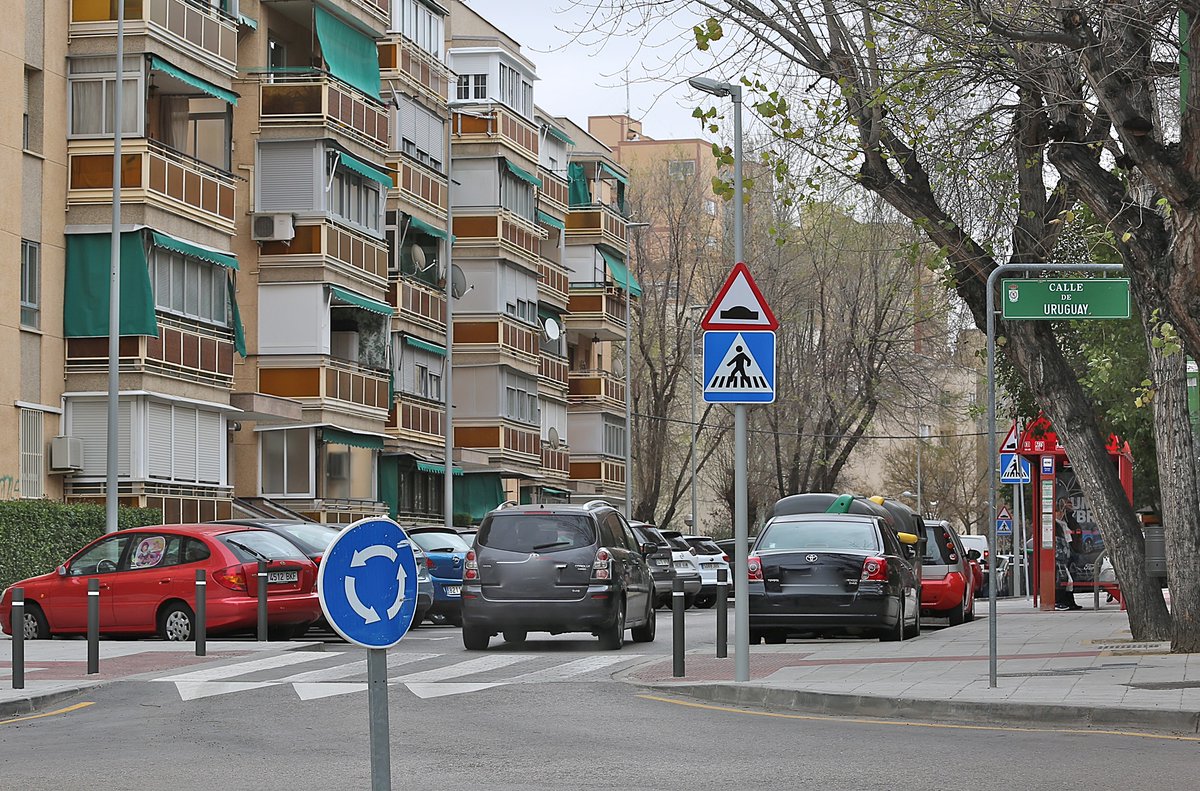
[563,286,628,341]
[70,0,238,77]
[388,277,446,330]
[261,0,388,32]
[259,220,389,293]
[68,139,236,235]
[566,203,628,251]
[568,370,625,407]
[258,359,390,419]
[453,317,539,369]
[378,37,451,107]
[65,315,235,388]
[388,157,448,218]
[570,458,626,488]
[539,354,569,390]
[452,209,545,269]
[389,393,446,444]
[539,171,570,215]
[542,444,570,479]
[455,423,541,467]
[452,106,538,163]
[259,72,389,152]
[538,260,570,311]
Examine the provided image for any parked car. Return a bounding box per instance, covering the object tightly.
[407,527,471,626]
[919,520,976,624]
[660,532,703,608]
[0,524,321,641]
[674,533,731,608]
[628,522,683,610]
[460,501,657,650]
[958,534,990,592]
[749,493,922,643]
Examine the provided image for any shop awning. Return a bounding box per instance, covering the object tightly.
[536,210,565,231]
[503,158,542,188]
[148,55,238,105]
[598,247,642,298]
[329,285,392,316]
[453,472,505,522]
[599,161,628,185]
[403,334,446,357]
[544,125,575,147]
[542,485,573,497]
[416,460,464,476]
[567,162,591,207]
[406,213,450,241]
[322,426,385,450]
[337,151,393,189]
[314,5,381,99]
[150,231,238,270]
[64,232,159,338]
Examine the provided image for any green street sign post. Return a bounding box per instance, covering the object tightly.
[1001,278,1131,320]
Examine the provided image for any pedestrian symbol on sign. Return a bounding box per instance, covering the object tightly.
[705,333,771,392]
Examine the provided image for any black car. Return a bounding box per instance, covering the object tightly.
[461,501,657,650]
[630,522,699,608]
[749,512,921,643]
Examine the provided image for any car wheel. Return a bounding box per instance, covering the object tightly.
[158,602,194,642]
[598,600,626,650]
[948,597,966,626]
[905,610,921,640]
[694,594,715,609]
[964,597,976,622]
[631,600,656,643]
[462,625,490,650]
[22,603,50,640]
[880,599,904,642]
[502,630,527,643]
[763,632,787,645]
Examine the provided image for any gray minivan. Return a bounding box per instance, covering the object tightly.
[460,502,657,650]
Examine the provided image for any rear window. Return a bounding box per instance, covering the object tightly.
[478,514,596,553]
[758,519,881,552]
[220,530,308,562]
[687,538,723,555]
[662,534,692,552]
[275,523,341,554]
[410,531,472,553]
[923,525,957,564]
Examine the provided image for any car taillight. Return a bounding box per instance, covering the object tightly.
[592,547,612,581]
[464,550,478,581]
[213,565,248,592]
[861,557,888,582]
[312,555,323,566]
[425,557,436,569]
[747,555,763,582]
[722,554,730,563]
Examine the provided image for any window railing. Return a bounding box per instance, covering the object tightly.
[65,314,236,388]
[259,219,389,286]
[392,277,447,328]
[565,203,628,248]
[538,260,570,306]
[390,395,445,440]
[379,36,450,106]
[539,354,569,388]
[568,369,625,405]
[452,105,538,162]
[538,171,570,213]
[258,359,390,416]
[389,158,448,216]
[70,0,238,73]
[258,70,389,150]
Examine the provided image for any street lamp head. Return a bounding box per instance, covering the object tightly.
[689,76,733,97]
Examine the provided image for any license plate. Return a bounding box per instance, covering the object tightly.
[654,559,669,566]
[702,563,720,569]
[445,585,462,596]
[267,570,298,584]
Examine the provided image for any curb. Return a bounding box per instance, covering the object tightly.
[642,682,1200,734]
[1,685,97,719]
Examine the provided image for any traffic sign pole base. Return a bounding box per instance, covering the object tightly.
[368,648,391,791]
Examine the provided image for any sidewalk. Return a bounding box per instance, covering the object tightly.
[626,597,1200,733]
[0,636,317,717]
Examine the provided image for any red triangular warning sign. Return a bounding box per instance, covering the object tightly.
[997,505,1012,521]
[999,419,1019,453]
[700,262,778,331]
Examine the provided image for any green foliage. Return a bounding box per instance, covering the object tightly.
[0,501,162,590]
[692,17,724,51]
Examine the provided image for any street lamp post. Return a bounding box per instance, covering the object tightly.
[106,1,126,534]
[689,75,747,682]
[625,222,650,519]
[688,304,705,530]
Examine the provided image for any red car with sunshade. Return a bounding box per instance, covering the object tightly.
[919,520,977,625]
[0,524,321,641]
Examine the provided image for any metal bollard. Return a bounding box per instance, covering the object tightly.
[716,567,728,658]
[11,587,24,690]
[195,569,207,657]
[257,560,268,641]
[672,576,685,678]
[87,578,100,674]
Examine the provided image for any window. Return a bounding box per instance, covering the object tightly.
[505,298,537,326]
[330,167,384,234]
[393,0,445,58]
[456,73,486,101]
[394,94,445,172]
[23,68,42,153]
[69,536,133,576]
[261,428,313,497]
[603,417,625,457]
[400,468,443,516]
[68,57,143,138]
[268,38,288,71]
[503,371,539,425]
[20,240,39,329]
[323,443,376,501]
[397,340,445,401]
[498,63,532,117]
[148,248,229,327]
[501,171,535,221]
[19,409,43,499]
[147,402,224,485]
[668,159,697,179]
[154,96,231,171]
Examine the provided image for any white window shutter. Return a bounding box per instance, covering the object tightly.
[147,401,174,479]
[174,407,198,481]
[197,410,223,484]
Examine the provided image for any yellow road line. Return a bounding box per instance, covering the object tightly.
[637,694,1200,743]
[1,702,95,726]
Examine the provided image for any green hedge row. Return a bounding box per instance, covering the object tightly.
[0,500,161,591]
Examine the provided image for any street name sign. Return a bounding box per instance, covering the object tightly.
[319,517,419,649]
[1001,278,1130,320]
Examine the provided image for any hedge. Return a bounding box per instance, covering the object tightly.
[0,500,162,591]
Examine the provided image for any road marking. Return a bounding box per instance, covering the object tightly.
[174,681,276,701]
[1,701,95,725]
[294,682,367,701]
[390,654,535,683]
[507,654,639,682]
[637,695,1200,743]
[154,651,328,682]
[404,682,506,699]
[277,652,439,683]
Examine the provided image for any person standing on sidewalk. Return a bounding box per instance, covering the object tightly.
[1054,503,1083,610]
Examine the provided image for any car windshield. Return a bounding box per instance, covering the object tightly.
[274,523,340,554]
[409,531,472,554]
[687,538,723,555]
[758,519,881,552]
[922,525,957,564]
[478,514,595,553]
[220,531,309,562]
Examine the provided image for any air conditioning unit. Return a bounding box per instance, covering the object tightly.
[330,331,360,363]
[252,213,295,242]
[50,436,84,472]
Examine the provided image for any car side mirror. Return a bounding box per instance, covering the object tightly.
[640,542,657,556]
[967,549,981,561]
[57,565,68,577]
[901,544,917,560]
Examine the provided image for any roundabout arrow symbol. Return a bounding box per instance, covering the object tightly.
[351,544,398,566]
[386,563,408,619]
[345,576,380,624]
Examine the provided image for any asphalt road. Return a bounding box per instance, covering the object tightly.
[3,610,1197,790]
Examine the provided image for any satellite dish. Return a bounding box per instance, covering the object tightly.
[548,426,560,449]
[542,316,561,341]
[450,264,469,299]
[409,244,426,273]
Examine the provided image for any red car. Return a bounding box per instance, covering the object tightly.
[919,520,977,625]
[0,524,321,641]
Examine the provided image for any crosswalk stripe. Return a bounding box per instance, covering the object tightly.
[390,654,535,683]
[506,654,639,682]
[278,652,440,683]
[154,651,328,682]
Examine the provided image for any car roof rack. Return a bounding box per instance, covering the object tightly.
[581,499,612,510]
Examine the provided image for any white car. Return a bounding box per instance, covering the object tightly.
[667,532,731,609]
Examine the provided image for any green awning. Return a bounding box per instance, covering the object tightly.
[228,274,247,357]
[338,151,393,189]
[599,247,642,298]
[503,158,542,188]
[403,335,446,357]
[329,284,392,316]
[237,13,258,30]
[378,455,400,519]
[453,472,505,523]
[406,213,449,241]
[567,162,591,207]
[64,232,159,338]
[150,231,238,270]
[599,161,628,185]
[536,210,565,231]
[148,55,238,105]
[416,460,464,476]
[322,427,385,450]
[542,486,572,496]
[314,5,381,99]
[544,125,575,147]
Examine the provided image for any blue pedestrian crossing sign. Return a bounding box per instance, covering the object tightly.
[999,452,1031,484]
[703,331,775,404]
[318,517,419,649]
[996,505,1013,536]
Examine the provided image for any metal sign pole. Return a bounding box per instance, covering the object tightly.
[367,647,391,791]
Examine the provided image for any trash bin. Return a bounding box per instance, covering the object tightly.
[1143,522,1167,578]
